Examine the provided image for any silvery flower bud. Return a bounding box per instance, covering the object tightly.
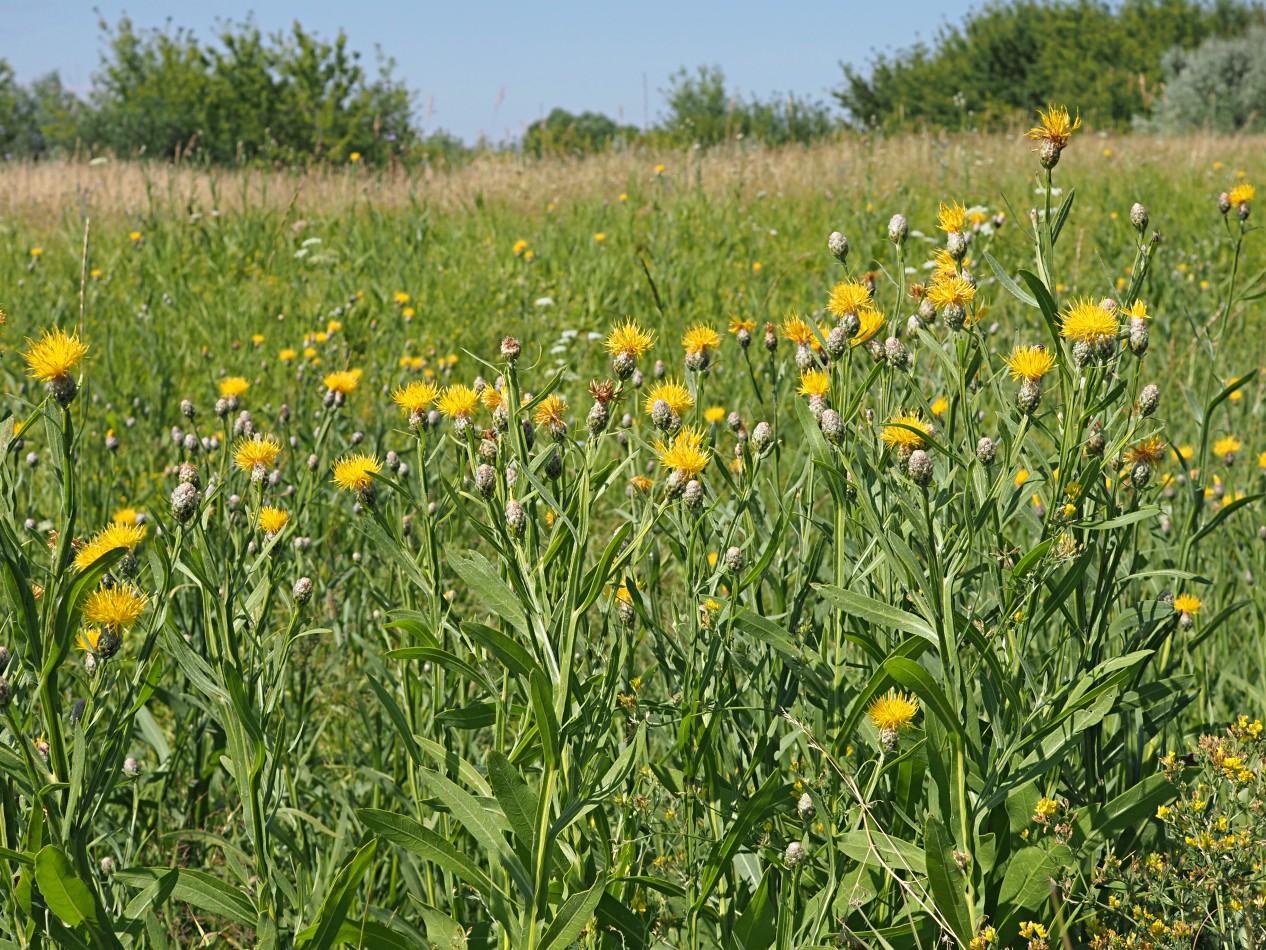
[1138,383,1159,417]
[123,756,140,777]
[943,303,966,331]
[785,841,806,867]
[587,402,609,437]
[797,792,815,820]
[1017,379,1042,415]
[946,230,969,262]
[1086,429,1106,457]
[825,326,848,359]
[918,297,937,324]
[976,437,996,466]
[613,351,636,379]
[1129,203,1149,233]
[1072,340,1094,368]
[884,336,909,368]
[906,314,921,337]
[171,482,200,523]
[506,499,527,537]
[475,464,497,498]
[888,214,908,246]
[724,546,745,574]
[1038,140,1060,169]
[828,231,848,264]
[501,336,521,363]
[386,451,401,471]
[1128,318,1148,356]
[727,411,743,434]
[543,449,562,480]
[794,343,816,373]
[820,408,844,445]
[839,310,861,339]
[1218,192,1232,215]
[654,359,667,380]
[683,479,704,510]
[751,421,773,453]
[1132,461,1152,488]
[764,323,778,352]
[100,856,114,876]
[908,450,933,487]
[650,399,675,432]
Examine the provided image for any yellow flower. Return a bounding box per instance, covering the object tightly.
[594,232,606,242]
[74,522,147,571]
[83,584,148,631]
[393,291,411,305]
[881,411,933,452]
[937,200,968,233]
[1124,436,1167,466]
[1258,450,1266,469]
[1018,921,1049,941]
[24,328,89,383]
[1005,345,1056,382]
[437,384,480,419]
[851,307,884,347]
[1229,183,1255,207]
[827,280,871,317]
[629,475,654,493]
[925,275,976,310]
[218,376,251,398]
[780,313,816,346]
[929,249,959,280]
[349,151,361,162]
[1156,805,1171,820]
[1173,593,1202,615]
[30,247,42,257]
[258,506,289,535]
[1025,103,1081,150]
[618,192,628,202]
[332,453,383,492]
[323,369,362,396]
[1121,299,1150,321]
[77,628,103,652]
[482,387,507,413]
[512,239,529,256]
[233,434,281,474]
[251,334,265,345]
[654,163,665,174]
[1214,435,1242,457]
[867,689,919,732]
[797,369,831,399]
[728,316,756,336]
[653,426,710,478]
[112,507,141,525]
[1014,468,1029,487]
[280,348,298,362]
[533,394,569,429]
[1035,797,1058,817]
[303,347,318,360]
[930,396,949,417]
[682,324,721,356]
[1059,298,1118,344]
[392,380,439,416]
[704,406,727,424]
[604,319,655,359]
[644,379,694,417]
[327,320,342,333]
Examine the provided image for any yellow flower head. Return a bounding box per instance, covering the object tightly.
[682,324,721,356]
[280,348,298,362]
[512,239,529,256]
[332,452,383,493]
[797,369,831,399]
[654,426,710,478]
[1229,183,1255,207]
[533,394,569,429]
[1059,298,1119,344]
[482,387,507,412]
[1025,103,1081,150]
[867,689,919,732]
[644,379,695,417]
[323,369,362,396]
[1124,436,1167,466]
[1005,345,1056,382]
[24,328,89,383]
[74,522,147,571]
[604,319,654,359]
[925,275,976,310]
[827,280,872,317]
[112,507,141,525]
[781,313,816,346]
[83,584,148,631]
[1173,594,1202,615]
[930,249,959,280]
[728,316,756,336]
[392,380,439,416]
[393,291,411,305]
[1121,300,1150,321]
[937,201,968,234]
[852,307,885,347]
[218,377,250,399]
[931,396,949,417]
[882,411,933,452]
[258,506,289,535]
[437,384,480,419]
[77,628,103,653]
[704,406,727,424]
[233,434,281,474]
[1214,435,1243,457]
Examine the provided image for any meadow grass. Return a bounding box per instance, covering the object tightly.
[0,129,1265,948]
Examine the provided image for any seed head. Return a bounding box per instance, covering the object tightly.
[505,499,527,538]
[797,792,815,820]
[820,408,844,445]
[475,464,497,498]
[500,336,521,363]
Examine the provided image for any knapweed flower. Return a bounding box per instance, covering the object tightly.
[393,291,411,305]
[218,376,250,399]
[682,324,721,371]
[534,394,569,439]
[392,380,439,418]
[1215,435,1243,461]
[437,384,480,420]
[233,434,281,480]
[74,522,146,571]
[654,426,710,479]
[333,452,382,493]
[797,369,831,399]
[937,201,968,234]
[323,369,361,396]
[925,275,976,310]
[605,319,654,377]
[728,316,756,336]
[851,307,885,347]
[24,329,89,404]
[644,379,694,417]
[867,689,919,732]
[882,411,933,454]
[77,627,103,653]
[1229,183,1255,210]
[83,584,148,631]
[704,406,726,425]
[512,239,529,256]
[1059,298,1118,344]
[780,313,816,346]
[258,506,289,536]
[1173,594,1202,615]
[1121,300,1150,321]
[1026,103,1080,161]
[827,280,871,318]
[112,507,141,525]
[1005,345,1056,382]
[1124,436,1167,466]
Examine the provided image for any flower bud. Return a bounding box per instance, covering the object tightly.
[1038,139,1060,169]
[683,479,704,510]
[475,464,497,498]
[975,437,996,466]
[1129,203,1149,233]
[171,482,200,523]
[884,336,909,368]
[797,792,815,820]
[1017,379,1042,415]
[887,214,909,246]
[506,499,527,538]
[1138,383,1159,417]
[751,421,773,453]
[785,841,806,867]
[907,449,933,487]
[500,336,521,363]
[828,231,848,264]
[1218,192,1232,215]
[293,576,313,605]
[123,756,140,776]
[724,546,745,574]
[820,408,844,445]
[946,230,968,262]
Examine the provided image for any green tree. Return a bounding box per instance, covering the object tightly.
[523,107,637,157]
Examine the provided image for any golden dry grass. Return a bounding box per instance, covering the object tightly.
[2,132,1262,223]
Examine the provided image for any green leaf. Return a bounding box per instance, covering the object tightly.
[114,867,255,929]
[530,669,561,770]
[691,772,790,914]
[365,676,422,767]
[448,549,528,634]
[815,584,938,644]
[883,657,965,743]
[34,845,95,928]
[923,816,972,943]
[357,809,493,896]
[540,878,607,950]
[997,845,1072,927]
[296,840,378,950]
[462,621,536,678]
[487,752,538,849]
[984,252,1038,308]
[836,830,926,875]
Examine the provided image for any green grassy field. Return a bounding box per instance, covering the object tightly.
[2,129,1266,948]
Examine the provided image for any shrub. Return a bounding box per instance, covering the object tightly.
[1148,26,1266,132]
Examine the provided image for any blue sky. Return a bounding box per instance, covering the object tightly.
[2,1,980,142]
